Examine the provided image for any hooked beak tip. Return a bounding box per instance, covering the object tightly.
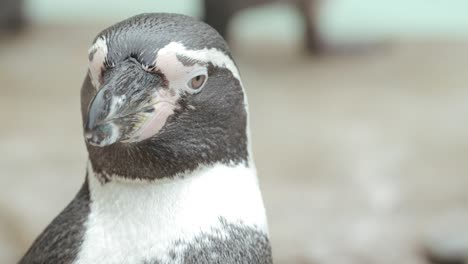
[84,122,121,147]
[84,131,93,141]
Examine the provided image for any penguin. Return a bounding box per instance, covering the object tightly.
[20,13,272,264]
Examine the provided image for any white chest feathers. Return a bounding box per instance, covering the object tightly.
[74,162,269,264]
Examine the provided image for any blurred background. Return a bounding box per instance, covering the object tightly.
[1,0,468,263]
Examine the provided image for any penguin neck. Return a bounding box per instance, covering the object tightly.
[85,160,266,222]
[85,160,267,236]
[77,161,268,263]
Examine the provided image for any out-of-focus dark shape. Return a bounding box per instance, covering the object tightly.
[203,0,324,54]
[0,0,25,36]
[423,216,468,264]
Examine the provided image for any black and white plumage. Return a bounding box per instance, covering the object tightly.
[20,13,272,264]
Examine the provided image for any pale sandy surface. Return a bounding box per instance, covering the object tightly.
[1,25,468,263]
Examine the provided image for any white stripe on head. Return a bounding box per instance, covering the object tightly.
[155,42,240,81]
[88,37,108,89]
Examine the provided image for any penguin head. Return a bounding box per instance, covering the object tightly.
[81,13,249,181]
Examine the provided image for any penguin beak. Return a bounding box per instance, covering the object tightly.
[84,59,178,147]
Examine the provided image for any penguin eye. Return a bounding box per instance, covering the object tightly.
[189,75,206,90]
[185,68,208,93]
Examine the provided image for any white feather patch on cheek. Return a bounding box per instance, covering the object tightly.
[88,37,108,89]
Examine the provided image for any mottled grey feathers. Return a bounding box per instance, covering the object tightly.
[147,218,272,264]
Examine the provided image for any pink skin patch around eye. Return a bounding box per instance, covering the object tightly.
[132,86,180,142]
[135,101,176,142]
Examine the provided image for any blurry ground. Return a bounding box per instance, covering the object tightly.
[1,25,468,264]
